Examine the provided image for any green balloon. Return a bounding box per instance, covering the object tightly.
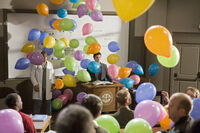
[83,45,89,55]
[54,50,65,58]
[85,36,97,45]
[96,3,101,10]
[157,45,180,68]
[64,57,77,71]
[72,0,85,8]
[52,98,63,110]
[96,115,120,133]
[69,39,79,48]
[54,40,66,50]
[77,70,91,82]
[124,118,152,133]
[59,18,74,31]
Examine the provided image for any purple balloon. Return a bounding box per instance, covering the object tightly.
[42,47,53,56]
[80,59,91,69]
[126,61,138,71]
[29,52,44,65]
[74,50,85,61]
[49,18,57,29]
[28,29,41,41]
[90,10,103,22]
[77,4,88,18]
[0,109,24,133]
[76,92,87,102]
[108,41,120,52]
[62,68,75,76]
[52,89,62,99]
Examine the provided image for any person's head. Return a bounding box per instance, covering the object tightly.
[41,51,47,62]
[5,93,23,111]
[55,104,95,133]
[185,87,199,98]
[116,87,132,106]
[81,94,103,119]
[93,52,101,63]
[168,93,193,122]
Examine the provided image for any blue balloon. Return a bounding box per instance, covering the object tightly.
[57,8,68,18]
[126,61,138,71]
[149,64,159,76]
[15,58,30,70]
[62,68,75,76]
[108,41,120,52]
[120,78,134,88]
[70,0,80,3]
[80,59,91,69]
[191,98,200,120]
[88,61,101,74]
[28,29,41,41]
[70,19,77,32]
[49,18,57,29]
[40,32,49,45]
[133,64,144,75]
[42,47,53,56]
[135,82,156,103]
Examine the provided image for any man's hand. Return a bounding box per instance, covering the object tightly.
[34,85,39,92]
[161,91,170,103]
[51,84,55,91]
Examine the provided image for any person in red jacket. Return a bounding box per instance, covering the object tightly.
[5,93,37,133]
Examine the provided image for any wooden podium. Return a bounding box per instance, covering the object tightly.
[82,82,124,112]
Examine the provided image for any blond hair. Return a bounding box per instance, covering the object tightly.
[116,88,130,106]
[185,87,200,98]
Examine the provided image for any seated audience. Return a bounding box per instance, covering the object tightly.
[55,104,95,133]
[81,94,108,133]
[112,88,134,128]
[190,118,200,133]
[5,93,37,133]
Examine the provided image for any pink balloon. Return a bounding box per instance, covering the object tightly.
[155,102,167,122]
[74,50,85,61]
[86,0,97,10]
[82,23,93,36]
[63,89,73,101]
[130,74,140,85]
[108,64,119,79]
[58,95,69,105]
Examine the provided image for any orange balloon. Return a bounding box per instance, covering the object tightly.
[159,105,173,130]
[52,19,62,31]
[50,0,64,5]
[55,78,64,89]
[36,3,49,16]
[144,25,172,58]
[87,42,101,54]
[118,67,132,78]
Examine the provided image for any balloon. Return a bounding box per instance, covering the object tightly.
[36,3,49,16]
[156,102,167,122]
[55,78,64,89]
[77,92,87,102]
[74,50,85,61]
[52,98,63,110]
[96,115,120,133]
[54,40,66,50]
[113,0,155,22]
[90,10,103,21]
[107,54,120,64]
[135,82,156,103]
[0,109,24,133]
[77,70,91,82]
[62,68,75,76]
[77,4,89,18]
[63,74,77,87]
[133,64,144,75]
[63,89,73,101]
[157,45,180,68]
[108,64,119,79]
[69,39,79,48]
[70,19,77,31]
[149,64,159,76]
[64,57,77,71]
[191,98,200,120]
[82,23,93,36]
[108,41,120,52]
[57,8,68,18]
[52,19,62,31]
[126,61,138,71]
[80,59,91,69]
[88,61,101,73]
[70,0,80,3]
[130,74,140,85]
[86,0,97,10]
[50,0,64,4]
[15,58,30,70]
[52,89,62,99]
[124,118,152,133]
[42,47,53,56]
[118,67,132,78]
[54,49,65,59]
[39,32,49,45]
[85,36,97,45]
[134,100,160,127]
[58,95,68,105]
[83,45,89,54]
[29,52,44,65]
[72,0,85,8]
[87,42,101,54]
[21,42,35,53]
[144,25,172,57]
[44,36,56,48]
[49,18,57,29]
[28,29,41,41]
[120,78,134,88]
[60,37,69,47]
[59,18,74,31]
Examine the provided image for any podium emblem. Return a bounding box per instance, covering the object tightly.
[100,91,113,105]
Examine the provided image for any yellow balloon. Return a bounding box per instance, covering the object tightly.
[44,36,56,48]
[107,54,120,64]
[60,37,69,47]
[62,74,76,87]
[36,3,49,16]
[50,0,64,5]
[21,42,35,53]
[113,0,155,22]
